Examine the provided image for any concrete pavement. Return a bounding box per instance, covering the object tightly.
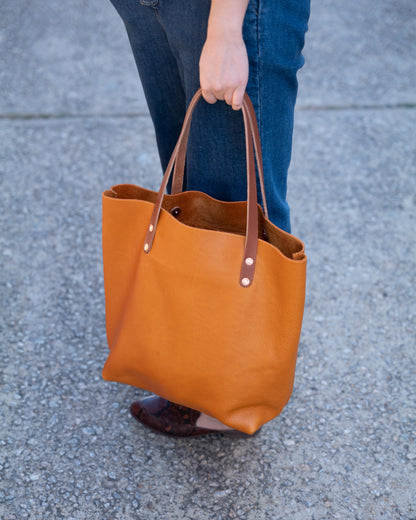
[1,1,415,518]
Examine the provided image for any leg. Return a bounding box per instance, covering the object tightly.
[250,0,311,231]
[108,0,186,178]
[157,0,310,231]
[108,0,310,437]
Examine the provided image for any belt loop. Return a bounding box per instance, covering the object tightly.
[139,0,159,7]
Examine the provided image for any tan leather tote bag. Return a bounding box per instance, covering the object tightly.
[102,89,306,434]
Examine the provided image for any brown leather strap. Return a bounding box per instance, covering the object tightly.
[143,88,260,288]
[239,95,258,287]
[243,95,268,220]
[171,93,269,219]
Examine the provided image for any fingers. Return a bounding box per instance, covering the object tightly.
[231,86,245,111]
[201,89,218,105]
[223,90,234,106]
[201,86,245,110]
[198,33,249,110]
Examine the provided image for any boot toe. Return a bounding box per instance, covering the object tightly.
[129,395,261,438]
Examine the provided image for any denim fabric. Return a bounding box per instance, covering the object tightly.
[109,0,310,232]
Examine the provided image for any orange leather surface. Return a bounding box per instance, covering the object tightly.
[102,187,306,434]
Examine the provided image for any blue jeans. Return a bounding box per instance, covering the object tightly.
[109,0,310,232]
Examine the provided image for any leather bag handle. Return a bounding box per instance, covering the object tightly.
[171,94,269,219]
[143,88,259,288]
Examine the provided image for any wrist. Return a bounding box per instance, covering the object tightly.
[207,0,249,39]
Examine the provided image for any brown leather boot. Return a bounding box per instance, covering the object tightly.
[130,396,261,438]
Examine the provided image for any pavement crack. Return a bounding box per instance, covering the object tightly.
[0,103,415,121]
[297,102,416,111]
[0,112,151,121]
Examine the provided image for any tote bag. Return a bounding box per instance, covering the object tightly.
[102,89,306,434]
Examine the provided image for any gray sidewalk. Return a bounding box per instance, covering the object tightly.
[1,1,415,519]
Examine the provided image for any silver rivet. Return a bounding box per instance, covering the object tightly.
[241,277,250,286]
[144,243,149,252]
[245,257,254,266]
[149,224,154,232]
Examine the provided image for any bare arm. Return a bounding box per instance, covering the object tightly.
[199,0,250,110]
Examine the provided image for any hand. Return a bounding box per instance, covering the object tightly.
[199,0,250,111]
[199,33,249,111]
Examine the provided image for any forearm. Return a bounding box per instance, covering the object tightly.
[207,0,250,38]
